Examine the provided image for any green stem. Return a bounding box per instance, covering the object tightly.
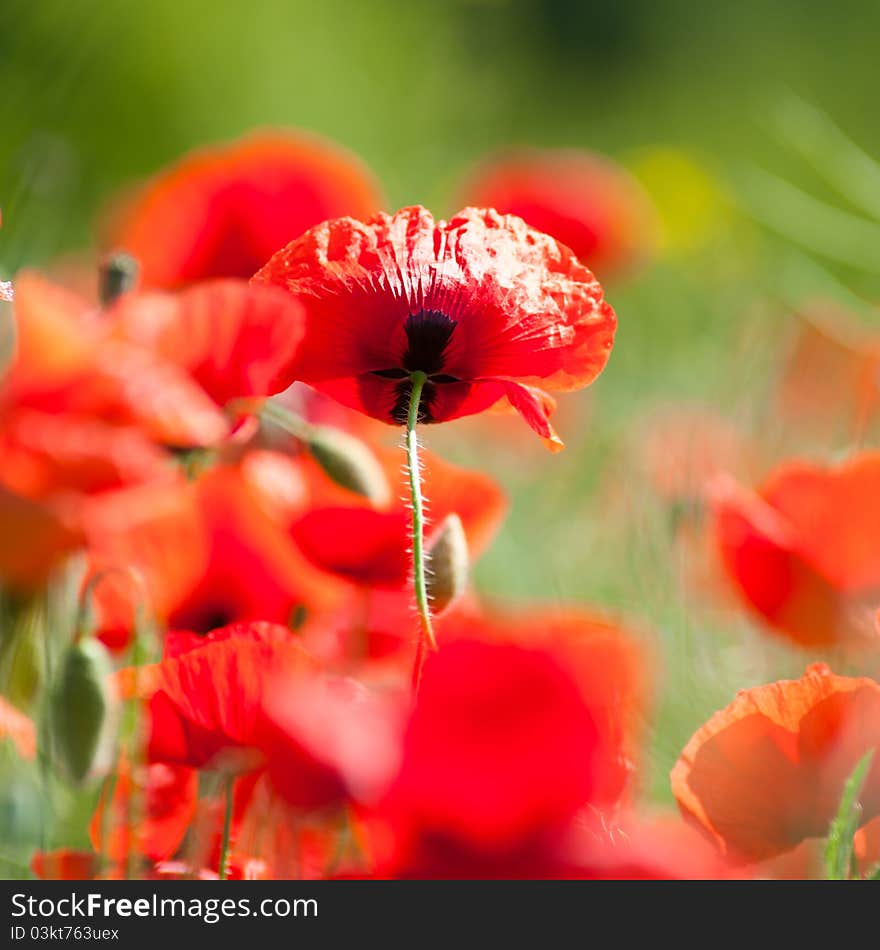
[218,775,235,881]
[406,372,436,661]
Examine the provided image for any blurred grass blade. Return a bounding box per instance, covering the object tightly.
[773,246,875,316]
[737,166,880,274]
[824,750,874,880]
[774,96,880,223]
[865,862,880,881]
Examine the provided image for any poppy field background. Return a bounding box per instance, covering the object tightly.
[2,0,880,880]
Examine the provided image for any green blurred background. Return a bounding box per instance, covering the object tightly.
[2,0,880,810]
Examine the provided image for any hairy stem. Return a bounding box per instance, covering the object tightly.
[406,372,436,674]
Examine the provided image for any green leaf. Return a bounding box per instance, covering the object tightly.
[864,862,880,881]
[824,750,875,880]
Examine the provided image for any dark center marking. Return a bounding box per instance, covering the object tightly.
[371,310,463,424]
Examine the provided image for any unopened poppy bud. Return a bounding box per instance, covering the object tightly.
[426,513,469,614]
[99,251,139,306]
[50,639,112,783]
[306,426,390,505]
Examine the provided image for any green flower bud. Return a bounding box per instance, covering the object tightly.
[426,514,469,615]
[50,638,113,783]
[306,426,390,505]
[99,252,139,306]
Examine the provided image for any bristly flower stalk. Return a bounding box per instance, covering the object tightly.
[405,371,436,685]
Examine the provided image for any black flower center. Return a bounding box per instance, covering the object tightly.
[371,310,462,424]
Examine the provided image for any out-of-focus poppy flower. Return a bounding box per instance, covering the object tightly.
[86,464,342,647]
[434,606,648,805]
[776,307,880,442]
[105,130,383,289]
[89,758,198,865]
[31,849,99,881]
[0,695,36,760]
[3,272,228,447]
[713,454,880,650]
[252,206,616,449]
[287,445,506,589]
[115,622,313,770]
[671,663,880,863]
[373,639,610,877]
[457,149,657,278]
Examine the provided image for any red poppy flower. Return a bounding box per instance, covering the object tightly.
[435,606,648,805]
[252,206,616,449]
[671,663,880,863]
[105,130,383,288]
[115,621,313,770]
[89,758,198,864]
[374,639,607,876]
[713,454,880,649]
[0,695,36,760]
[3,272,229,447]
[457,149,657,278]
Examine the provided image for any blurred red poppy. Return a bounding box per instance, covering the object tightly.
[457,149,657,278]
[435,606,648,805]
[104,130,383,288]
[671,663,880,862]
[373,638,611,877]
[713,453,880,649]
[3,272,229,447]
[252,206,616,449]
